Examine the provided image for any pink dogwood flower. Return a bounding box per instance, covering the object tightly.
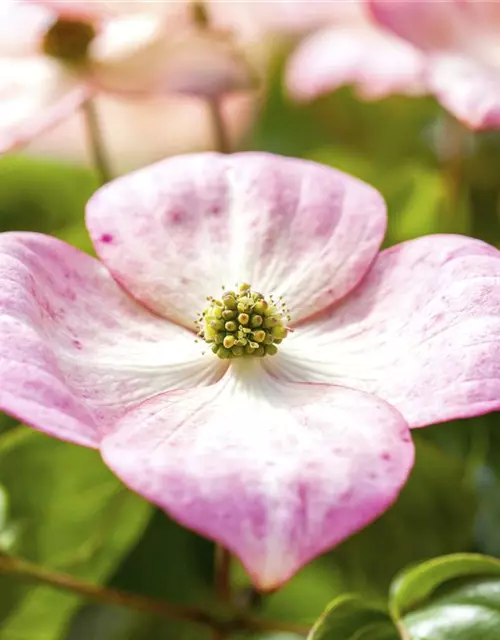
[0,0,253,153]
[2,153,500,589]
[370,0,500,130]
[282,0,426,102]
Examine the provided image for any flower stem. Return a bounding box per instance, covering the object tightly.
[215,544,232,603]
[437,113,470,234]
[0,553,309,636]
[207,98,231,154]
[190,2,232,154]
[82,97,113,185]
[213,545,233,639]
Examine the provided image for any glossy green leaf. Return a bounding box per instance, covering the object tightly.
[0,427,152,640]
[390,554,500,617]
[306,595,399,640]
[403,576,500,639]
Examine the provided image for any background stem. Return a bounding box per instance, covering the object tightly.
[208,98,231,154]
[82,98,113,185]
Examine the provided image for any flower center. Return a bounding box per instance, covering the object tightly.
[42,18,96,64]
[197,283,290,359]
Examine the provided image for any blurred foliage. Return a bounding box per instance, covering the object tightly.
[0,42,500,640]
[0,428,152,639]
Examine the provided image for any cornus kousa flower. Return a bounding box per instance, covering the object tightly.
[2,153,500,589]
[0,0,253,153]
[370,0,500,130]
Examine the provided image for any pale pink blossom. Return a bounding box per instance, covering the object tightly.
[0,0,253,153]
[2,153,500,588]
[279,0,426,101]
[370,0,500,130]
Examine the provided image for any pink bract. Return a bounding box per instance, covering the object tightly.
[2,152,500,589]
[369,0,500,129]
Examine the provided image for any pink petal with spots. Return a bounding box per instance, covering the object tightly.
[368,0,470,52]
[427,55,500,131]
[0,233,223,447]
[265,235,500,429]
[102,360,413,589]
[86,152,386,328]
[286,25,426,102]
[0,57,89,153]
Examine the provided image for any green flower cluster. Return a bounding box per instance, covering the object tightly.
[198,283,289,359]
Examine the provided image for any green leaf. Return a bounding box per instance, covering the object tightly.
[403,576,500,639]
[0,427,152,640]
[310,554,500,640]
[306,595,399,640]
[390,554,500,618]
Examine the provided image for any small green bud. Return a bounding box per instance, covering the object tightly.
[217,346,232,359]
[223,335,236,349]
[232,345,244,357]
[223,295,237,309]
[214,332,225,344]
[250,314,263,327]
[272,325,288,340]
[253,330,266,343]
[263,316,279,328]
[255,346,266,357]
[210,319,224,331]
[225,321,237,332]
[253,300,268,314]
[222,309,235,320]
[265,344,278,356]
[239,283,251,292]
[238,313,250,325]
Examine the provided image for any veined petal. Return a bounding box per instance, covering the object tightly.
[265,235,500,429]
[286,25,425,102]
[86,153,386,328]
[0,57,88,153]
[428,55,500,131]
[0,233,223,447]
[101,359,413,590]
